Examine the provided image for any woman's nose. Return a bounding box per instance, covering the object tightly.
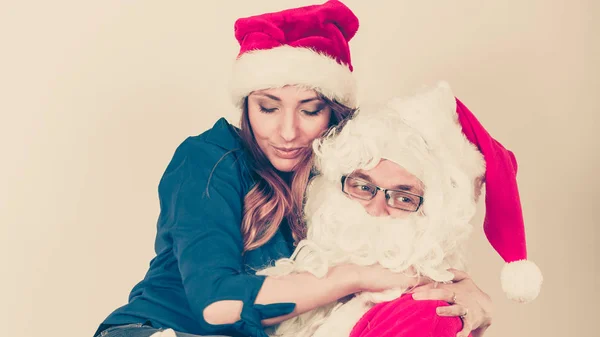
[279,111,298,142]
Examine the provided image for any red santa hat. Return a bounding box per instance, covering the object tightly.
[454,97,543,303]
[230,0,359,108]
[379,83,543,303]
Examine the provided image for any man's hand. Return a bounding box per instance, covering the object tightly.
[410,269,493,337]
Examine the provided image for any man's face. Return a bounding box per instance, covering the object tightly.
[344,159,424,219]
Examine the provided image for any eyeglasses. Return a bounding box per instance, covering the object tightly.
[341,175,424,212]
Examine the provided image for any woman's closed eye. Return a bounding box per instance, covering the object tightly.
[259,105,278,113]
[301,108,324,116]
[301,103,326,116]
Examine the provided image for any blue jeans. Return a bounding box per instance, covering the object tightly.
[98,323,228,337]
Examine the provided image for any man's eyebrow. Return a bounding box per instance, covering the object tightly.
[392,184,425,196]
[392,184,417,192]
[352,172,422,194]
[351,172,373,182]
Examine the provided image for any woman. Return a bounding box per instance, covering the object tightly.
[94,2,492,337]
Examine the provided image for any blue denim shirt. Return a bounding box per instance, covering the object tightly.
[97,118,296,337]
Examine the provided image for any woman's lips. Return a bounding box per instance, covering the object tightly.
[272,146,304,159]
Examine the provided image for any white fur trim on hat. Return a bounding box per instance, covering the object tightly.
[500,259,543,303]
[230,45,357,108]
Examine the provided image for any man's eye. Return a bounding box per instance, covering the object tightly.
[352,184,374,193]
[395,195,417,204]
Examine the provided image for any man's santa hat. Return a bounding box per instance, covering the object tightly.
[451,93,543,304]
[314,82,542,303]
[229,0,359,108]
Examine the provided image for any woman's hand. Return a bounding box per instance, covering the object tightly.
[410,269,493,337]
[355,264,434,293]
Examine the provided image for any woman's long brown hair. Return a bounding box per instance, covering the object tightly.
[238,94,356,252]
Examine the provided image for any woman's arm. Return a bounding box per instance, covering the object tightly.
[205,263,431,327]
[204,264,359,326]
[256,264,361,325]
[165,136,428,336]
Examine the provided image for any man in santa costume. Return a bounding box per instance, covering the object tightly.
[257,81,542,337]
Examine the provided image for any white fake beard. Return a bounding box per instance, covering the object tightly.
[308,183,420,270]
[261,175,469,284]
[260,182,424,337]
[260,176,447,282]
[258,176,468,337]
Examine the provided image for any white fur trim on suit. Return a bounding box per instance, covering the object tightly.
[230,45,357,108]
[501,259,543,303]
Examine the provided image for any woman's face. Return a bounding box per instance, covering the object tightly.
[247,86,332,172]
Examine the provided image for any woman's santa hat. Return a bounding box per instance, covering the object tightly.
[229,0,359,108]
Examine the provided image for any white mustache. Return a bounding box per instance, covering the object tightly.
[304,182,422,271]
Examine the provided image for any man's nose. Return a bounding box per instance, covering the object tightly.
[364,191,390,217]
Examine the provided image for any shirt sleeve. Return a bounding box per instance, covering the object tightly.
[159,138,295,337]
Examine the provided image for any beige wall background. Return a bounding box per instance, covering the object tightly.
[1,1,598,336]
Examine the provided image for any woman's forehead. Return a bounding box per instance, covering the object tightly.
[252,86,319,101]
